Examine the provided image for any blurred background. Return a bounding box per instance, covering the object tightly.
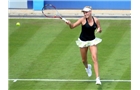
[8,0,131,18]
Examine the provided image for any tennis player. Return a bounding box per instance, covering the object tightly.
[66,6,102,85]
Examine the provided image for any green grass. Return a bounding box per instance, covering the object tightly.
[8,19,131,90]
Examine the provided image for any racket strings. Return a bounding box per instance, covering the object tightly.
[42,5,61,18]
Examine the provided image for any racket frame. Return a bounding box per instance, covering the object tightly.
[42,4,68,22]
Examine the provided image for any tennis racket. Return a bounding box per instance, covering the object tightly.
[42,4,68,22]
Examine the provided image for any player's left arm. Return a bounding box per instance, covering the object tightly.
[95,17,102,33]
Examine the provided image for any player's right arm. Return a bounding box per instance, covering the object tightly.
[66,18,83,29]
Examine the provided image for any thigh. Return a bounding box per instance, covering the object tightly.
[89,45,97,56]
[80,47,88,59]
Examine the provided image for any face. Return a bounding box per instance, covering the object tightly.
[83,11,91,18]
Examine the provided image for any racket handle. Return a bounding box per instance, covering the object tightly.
[62,18,68,22]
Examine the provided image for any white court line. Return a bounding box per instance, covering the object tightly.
[8,79,131,82]
[9,18,131,20]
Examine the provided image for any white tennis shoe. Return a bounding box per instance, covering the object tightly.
[85,64,92,77]
[96,77,101,85]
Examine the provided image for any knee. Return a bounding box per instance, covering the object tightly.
[82,59,86,63]
[81,57,87,63]
[92,55,96,60]
[92,56,98,63]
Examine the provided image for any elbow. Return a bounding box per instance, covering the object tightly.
[70,27,74,29]
[69,25,74,29]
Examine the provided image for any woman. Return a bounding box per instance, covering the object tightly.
[66,6,102,85]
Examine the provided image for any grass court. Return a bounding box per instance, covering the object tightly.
[8,18,131,90]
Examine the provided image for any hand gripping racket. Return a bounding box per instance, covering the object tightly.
[42,4,68,22]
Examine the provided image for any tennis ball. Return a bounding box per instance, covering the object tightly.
[16,22,20,26]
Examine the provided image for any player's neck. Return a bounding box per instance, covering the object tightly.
[87,16,93,21]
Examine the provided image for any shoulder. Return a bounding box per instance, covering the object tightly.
[93,16,99,21]
[76,17,86,24]
[93,16,100,23]
[78,17,85,21]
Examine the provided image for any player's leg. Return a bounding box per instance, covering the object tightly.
[89,45,101,84]
[80,47,92,77]
[89,45,99,77]
[80,47,88,68]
